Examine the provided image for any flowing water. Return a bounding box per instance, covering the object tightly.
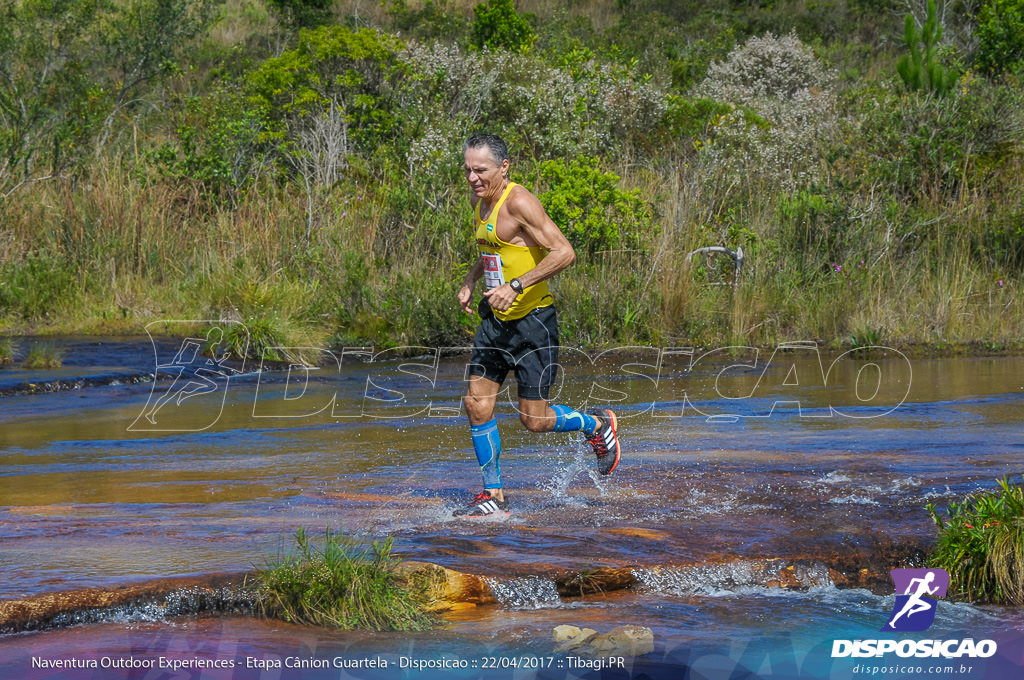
[2,336,1024,678]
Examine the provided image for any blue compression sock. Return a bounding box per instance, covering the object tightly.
[550,405,597,435]
[471,418,502,489]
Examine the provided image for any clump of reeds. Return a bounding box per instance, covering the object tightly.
[23,342,65,369]
[0,337,16,365]
[928,477,1024,604]
[254,528,436,631]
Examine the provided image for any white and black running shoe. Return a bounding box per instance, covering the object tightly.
[587,408,621,475]
[453,491,510,517]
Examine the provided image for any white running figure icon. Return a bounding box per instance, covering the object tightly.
[143,328,228,425]
[888,571,940,628]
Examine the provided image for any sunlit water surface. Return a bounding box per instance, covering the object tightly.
[2,338,1023,677]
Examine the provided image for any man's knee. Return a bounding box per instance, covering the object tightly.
[519,411,553,433]
[464,394,495,423]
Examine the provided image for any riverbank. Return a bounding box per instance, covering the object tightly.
[2,326,1022,366]
[2,2,1022,360]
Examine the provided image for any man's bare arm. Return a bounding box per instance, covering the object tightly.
[458,256,485,313]
[502,190,576,288]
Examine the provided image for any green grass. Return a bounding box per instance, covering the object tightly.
[928,477,1024,604]
[0,337,16,365]
[23,343,65,369]
[254,529,436,631]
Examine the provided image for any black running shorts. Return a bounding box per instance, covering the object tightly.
[469,299,559,400]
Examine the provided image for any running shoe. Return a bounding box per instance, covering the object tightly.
[453,491,510,517]
[586,408,620,475]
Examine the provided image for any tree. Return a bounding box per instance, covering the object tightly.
[0,0,101,186]
[95,0,217,153]
[896,0,958,95]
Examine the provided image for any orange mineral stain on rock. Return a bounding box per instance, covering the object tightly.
[604,527,670,541]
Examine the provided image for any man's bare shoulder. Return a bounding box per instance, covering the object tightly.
[505,183,544,216]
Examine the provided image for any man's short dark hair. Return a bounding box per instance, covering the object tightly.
[464,133,509,165]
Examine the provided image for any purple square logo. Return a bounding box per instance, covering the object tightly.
[881,568,950,632]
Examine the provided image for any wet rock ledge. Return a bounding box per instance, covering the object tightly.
[1,548,924,635]
[0,573,255,634]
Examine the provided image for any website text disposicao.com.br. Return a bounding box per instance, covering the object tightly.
[833,638,996,676]
[847,662,980,676]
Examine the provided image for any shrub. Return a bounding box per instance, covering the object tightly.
[776,189,851,271]
[694,31,837,190]
[247,25,407,152]
[697,31,833,104]
[535,156,653,256]
[848,74,1024,203]
[255,529,435,631]
[928,477,1024,604]
[387,0,469,45]
[152,89,272,202]
[485,52,667,159]
[976,0,1024,76]
[471,0,535,53]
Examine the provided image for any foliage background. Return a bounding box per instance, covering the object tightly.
[1,0,1022,356]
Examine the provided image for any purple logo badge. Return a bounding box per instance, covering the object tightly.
[882,568,950,632]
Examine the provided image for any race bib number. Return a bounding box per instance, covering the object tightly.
[481,253,505,290]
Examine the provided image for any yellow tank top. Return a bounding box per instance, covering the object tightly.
[474,182,553,321]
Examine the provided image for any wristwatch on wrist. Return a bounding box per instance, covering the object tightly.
[509,278,524,295]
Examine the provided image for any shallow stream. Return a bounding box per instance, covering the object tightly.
[2,336,1023,678]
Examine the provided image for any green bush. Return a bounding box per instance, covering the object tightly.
[153,89,271,202]
[928,477,1024,604]
[246,25,407,151]
[256,529,435,631]
[849,75,1024,203]
[776,189,851,268]
[976,0,1024,76]
[471,0,535,53]
[535,157,653,256]
[660,95,734,150]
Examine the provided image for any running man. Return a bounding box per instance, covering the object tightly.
[453,133,621,518]
[888,571,940,628]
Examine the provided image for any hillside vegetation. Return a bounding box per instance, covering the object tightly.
[1,0,1022,354]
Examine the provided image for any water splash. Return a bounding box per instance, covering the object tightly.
[7,586,257,634]
[538,440,610,507]
[632,560,834,597]
[483,576,562,609]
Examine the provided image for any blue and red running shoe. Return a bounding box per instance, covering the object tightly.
[586,408,621,475]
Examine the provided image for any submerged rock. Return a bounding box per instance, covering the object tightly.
[553,624,598,651]
[553,624,654,658]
